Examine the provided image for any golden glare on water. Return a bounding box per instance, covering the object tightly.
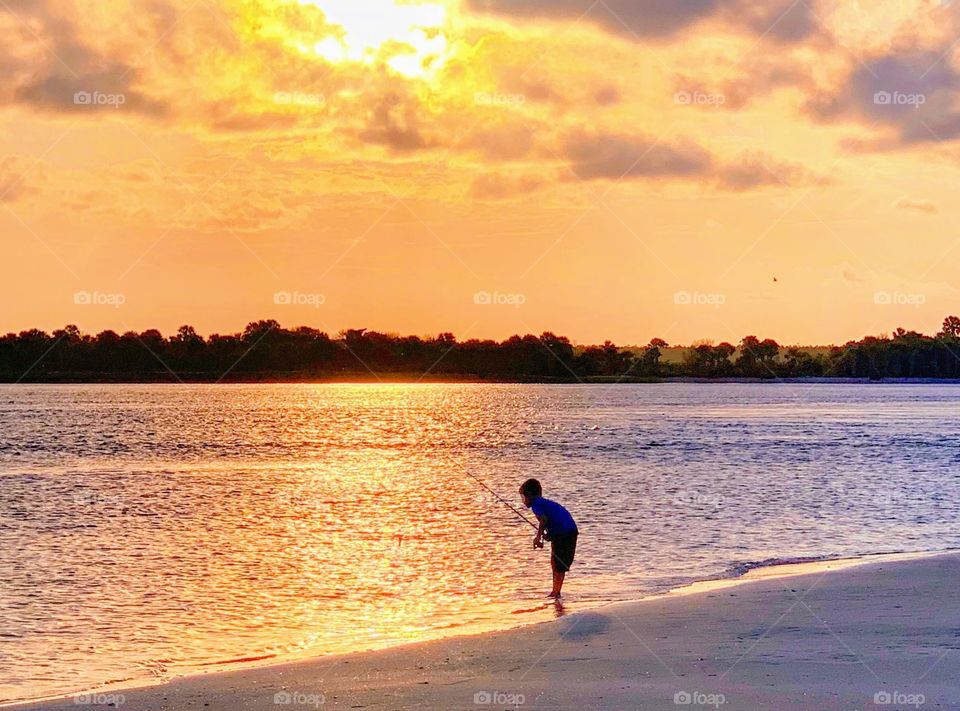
[297,0,451,78]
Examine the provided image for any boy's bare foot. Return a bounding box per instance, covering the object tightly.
[546,591,561,599]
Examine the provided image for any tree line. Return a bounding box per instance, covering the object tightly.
[2,316,960,382]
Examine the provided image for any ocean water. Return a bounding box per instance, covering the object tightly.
[2,383,959,703]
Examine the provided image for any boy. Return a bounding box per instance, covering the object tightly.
[519,478,578,599]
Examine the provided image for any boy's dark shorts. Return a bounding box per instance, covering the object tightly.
[549,530,578,573]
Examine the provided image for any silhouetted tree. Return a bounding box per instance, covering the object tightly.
[577,341,634,377]
[940,316,960,338]
[3,318,960,382]
[737,336,779,377]
[683,342,735,377]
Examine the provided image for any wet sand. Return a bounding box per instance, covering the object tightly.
[13,552,960,710]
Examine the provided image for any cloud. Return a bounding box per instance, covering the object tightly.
[0,0,845,210]
[562,132,822,191]
[506,78,565,104]
[16,66,168,116]
[2,1,169,116]
[718,151,825,191]
[359,93,430,152]
[806,50,960,146]
[563,131,714,181]
[206,101,300,132]
[720,0,821,44]
[468,0,718,39]
[593,86,621,106]
[893,196,939,214]
[469,0,821,42]
[489,66,621,112]
[9,152,338,233]
[676,56,812,110]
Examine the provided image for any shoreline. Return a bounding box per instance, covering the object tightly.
[7,376,960,385]
[7,547,955,709]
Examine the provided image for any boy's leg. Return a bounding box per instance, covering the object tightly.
[548,542,562,597]
[552,570,565,596]
[549,537,569,596]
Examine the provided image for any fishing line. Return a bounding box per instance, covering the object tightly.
[463,470,539,530]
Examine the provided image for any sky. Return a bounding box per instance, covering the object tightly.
[2,0,960,346]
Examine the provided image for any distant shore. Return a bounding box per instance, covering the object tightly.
[10,550,959,710]
[6,373,960,384]
[5,318,960,382]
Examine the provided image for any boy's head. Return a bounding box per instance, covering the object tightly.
[519,478,542,507]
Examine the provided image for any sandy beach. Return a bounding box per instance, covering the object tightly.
[13,551,959,711]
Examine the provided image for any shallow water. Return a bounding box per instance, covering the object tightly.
[2,383,959,702]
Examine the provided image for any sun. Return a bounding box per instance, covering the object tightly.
[297,0,451,79]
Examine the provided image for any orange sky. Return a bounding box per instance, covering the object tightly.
[2,0,959,345]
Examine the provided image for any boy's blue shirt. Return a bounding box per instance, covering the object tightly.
[529,496,578,536]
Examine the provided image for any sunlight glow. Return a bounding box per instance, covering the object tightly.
[300,0,450,78]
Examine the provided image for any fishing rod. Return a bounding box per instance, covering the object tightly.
[463,470,539,530]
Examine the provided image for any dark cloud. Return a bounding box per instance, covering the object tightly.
[717,151,824,191]
[468,0,718,39]
[723,0,820,43]
[491,71,620,112]
[593,86,621,106]
[16,66,167,115]
[563,132,821,190]
[469,0,821,42]
[484,72,566,107]
[2,1,169,116]
[677,58,811,110]
[563,131,714,180]
[806,51,960,146]
[359,94,430,152]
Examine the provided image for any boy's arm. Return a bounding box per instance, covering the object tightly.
[533,515,547,549]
